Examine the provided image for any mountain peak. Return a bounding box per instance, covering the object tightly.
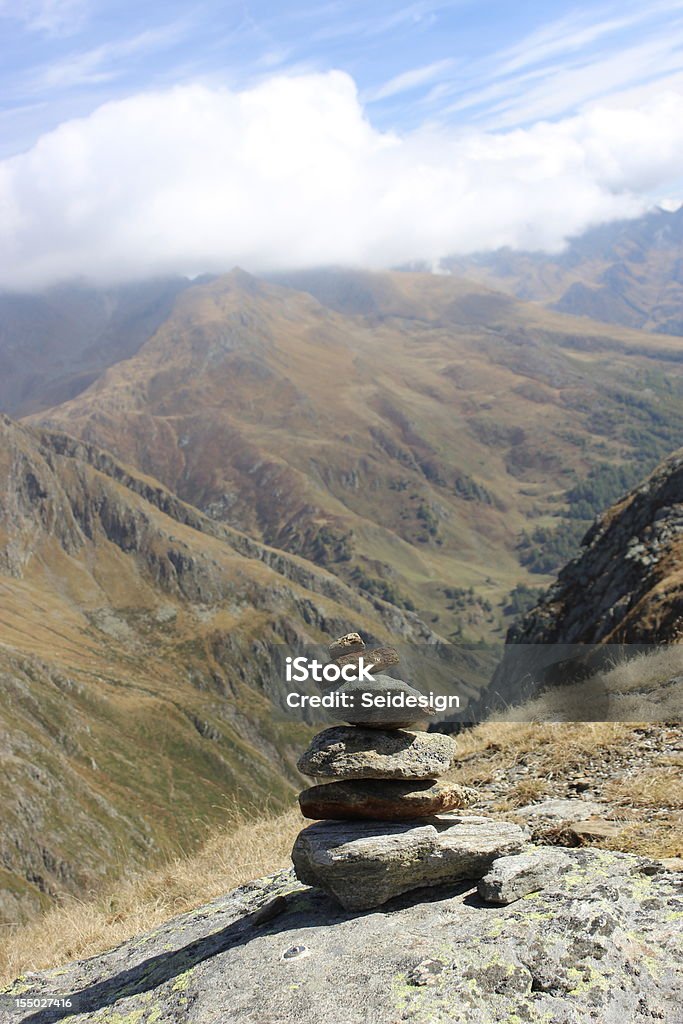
[224,266,264,293]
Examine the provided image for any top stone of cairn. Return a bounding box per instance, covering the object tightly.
[328,632,365,660]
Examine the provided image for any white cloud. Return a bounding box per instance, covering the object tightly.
[1,70,682,289]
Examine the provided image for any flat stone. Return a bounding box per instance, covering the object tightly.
[478,848,572,905]
[297,726,457,780]
[292,814,528,910]
[326,675,435,729]
[299,779,476,820]
[328,632,365,659]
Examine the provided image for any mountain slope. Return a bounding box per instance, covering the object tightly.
[447,205,683,336]
[0,414,439,924]
[32,268,683,638]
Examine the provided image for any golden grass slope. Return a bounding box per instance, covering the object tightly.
[0,414,435,924]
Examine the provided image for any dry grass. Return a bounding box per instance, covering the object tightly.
[482,646,683,724]
[597,645,683,694]
[0,806,304,988]
[603,766,683,809]
[503,777,551,809]
[601,822,683,859]
[450,719,640,779]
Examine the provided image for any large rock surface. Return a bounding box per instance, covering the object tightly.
[2,849,681,1024]
[291,814,527,909]
[297,726,457,779]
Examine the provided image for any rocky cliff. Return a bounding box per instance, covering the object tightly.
[508,446,682,646]
[479,446,682,715]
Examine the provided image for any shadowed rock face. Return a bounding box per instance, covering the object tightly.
[4,849,681,1024]
[506,446,683,647]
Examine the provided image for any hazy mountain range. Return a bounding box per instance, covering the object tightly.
[448,204,683,336]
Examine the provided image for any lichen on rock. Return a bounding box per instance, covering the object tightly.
[3,848,681,1024]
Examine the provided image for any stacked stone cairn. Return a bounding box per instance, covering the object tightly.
[292,632,527,911]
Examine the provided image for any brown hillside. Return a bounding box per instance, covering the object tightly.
[33,268,683,638]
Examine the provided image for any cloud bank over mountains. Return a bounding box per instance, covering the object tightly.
[1,70,682,289]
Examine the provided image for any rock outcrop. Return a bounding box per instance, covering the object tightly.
[507,446,683,647]
[3,849,681,1024]
[470,447,683,717]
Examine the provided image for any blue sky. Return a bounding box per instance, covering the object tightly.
[3,0,683,156]
[1,1,683,287]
